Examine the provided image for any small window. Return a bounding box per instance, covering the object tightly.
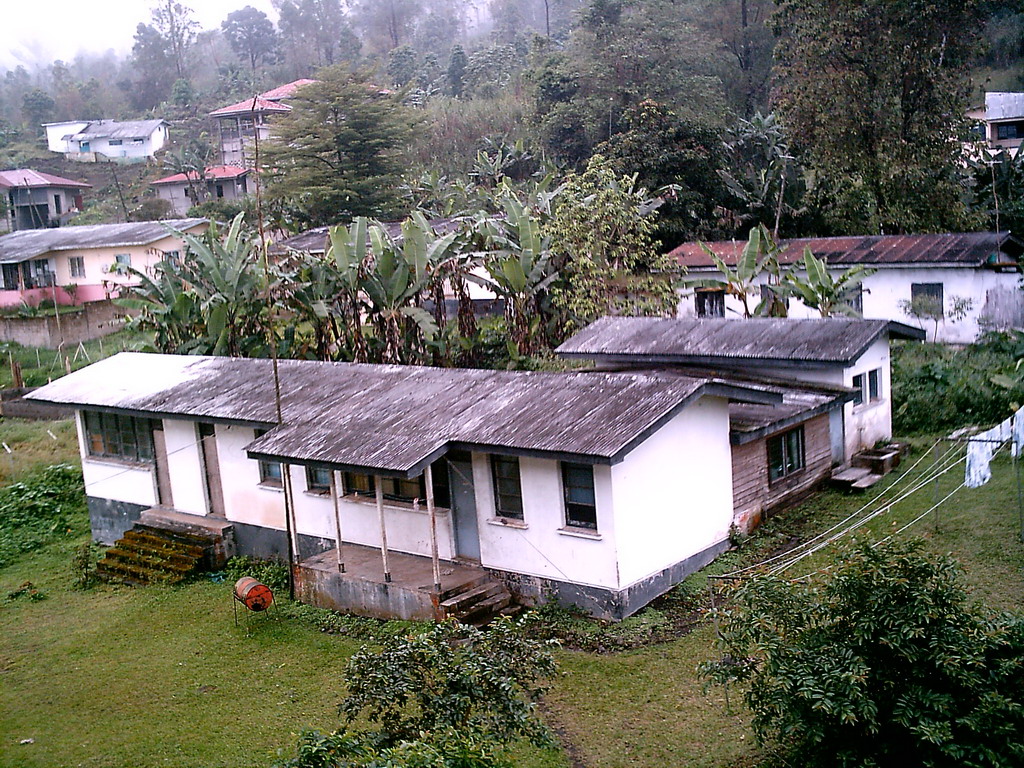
[164,250,180,266]
[108,139,122,146]
[868,368,882,402]
[343,459,450,506]
[254,429,282,486]
[852,373,865,406]
[130,138,144,145]
[910,282,943,318]
[996,122,1024,140]
[83,410,155,463]
[839,284,863,315]
[561,462,597,530]
[69,256,85,278]
[216,184,224,198]
[491,456,523,520]
[53,194,62,215]
[695,288,725,318]
[306,466,333,494]
[768,426,805,482]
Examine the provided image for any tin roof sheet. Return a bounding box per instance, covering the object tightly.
[0,219,206,263]
[557,317,925,367]
[671,232,1022,269]
[71,119,167,141]
[0,169,91,189]
[27,353,779,475]
[151,165,249,185]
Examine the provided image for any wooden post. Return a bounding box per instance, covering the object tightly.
[282,463,299,564]
[330,470,345,573]
[425,464,441,593]
[375,476,391,583]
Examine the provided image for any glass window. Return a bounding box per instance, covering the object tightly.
[108,139,122,146]
[115,253,131,266]
[306,466,333,494]
[83,410,155,463]
[852,373,865,406]
[695,288,725,318]
[343,459,450,506]
[910,283,943,319]
[561,462,597,530]
[767,426,805,482]
[491,456,523,520]
[254,429,282,485]
[868,368,881,401]
[69,256,85,278]
[839,284,863,314]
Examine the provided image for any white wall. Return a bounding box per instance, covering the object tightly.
[76,412,158,507]
[44,122,88,153]
[163,419,209,515]
[611,396,734,587]
[679,266,1023,343]
[473,453,620,589]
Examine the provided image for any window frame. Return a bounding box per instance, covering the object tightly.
[561,462,598,531]
[69,256,85,278]
[343,459,450,508]
[695,287,726,318]
[305,466,333,495]
[868,368,882,402]
[490,455,524,520]
[254,429,283,487]
[852,373,865,406]
[910,282,944,318]
[83,410,156,464]
[767,426,806,484]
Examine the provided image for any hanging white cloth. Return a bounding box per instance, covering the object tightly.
[1013,405,1024,458]
[965,437,995,488]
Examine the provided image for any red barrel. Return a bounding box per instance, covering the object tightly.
[233,577,274,612]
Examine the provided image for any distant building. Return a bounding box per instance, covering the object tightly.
[0,169,91,231]
[150,165,250,216]
[967,92,1024,156]
[43,119,169,163]
[209,79,316,168]
[0,218,207,307]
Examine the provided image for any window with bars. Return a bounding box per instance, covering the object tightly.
[768,426,805,482]
[343,460,451,507]
[83,411,155,463]
[561,462,597,530]
[695,288,725,318]
[491,456,524,520]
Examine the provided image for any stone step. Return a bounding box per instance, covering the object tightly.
[133,524,214,550]
[102,548,197,573]
[850,473,884,492]
[831,466,872,484]
[122,529,206,558]
[462,592,513,626]
[440,580,502,614]
[437,574,489,602]
[96,558,189,586]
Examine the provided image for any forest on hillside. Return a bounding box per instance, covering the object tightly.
[4,0,1024,241]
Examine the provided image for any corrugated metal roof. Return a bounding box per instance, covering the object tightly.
[557,317,925,367]
[210,95,292,118]
[0,169,92,189]
[671,232,1022,269]
[151,166,249,185]
[270,218,463,256]
[70,119,167,141]
[259,79,317,101]
[986,92,1024,122]
[26,353,780,476]
[0,219,207,263]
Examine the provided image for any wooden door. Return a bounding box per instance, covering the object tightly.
[197,423,225,517]
[152,423,173,508]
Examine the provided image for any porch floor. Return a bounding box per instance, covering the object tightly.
[300,544,484,595]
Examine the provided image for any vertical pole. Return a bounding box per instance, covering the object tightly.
[1015,451,1024,544]
[425,464,441,594]
[932,442,941,533]
[376,476,391,583]
[330,470,345,573]
[282,463,298,601]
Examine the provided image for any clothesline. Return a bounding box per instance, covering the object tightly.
[962,404,1024,488]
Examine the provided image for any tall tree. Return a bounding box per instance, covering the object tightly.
[150,1,200,80]
[221,6,280,83]
[126,23,177,110]
[274,0,359,75]
[261,67,417,227]
[21,89,55,134]
[773,0,988,234]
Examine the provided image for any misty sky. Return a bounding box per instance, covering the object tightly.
[2,0,279,71]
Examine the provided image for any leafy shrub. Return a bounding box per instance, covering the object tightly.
[71,541,104,589]
[280,601,425,639]
[891,335,1024,434]
[0,464,85,568]
[224,556,289,592]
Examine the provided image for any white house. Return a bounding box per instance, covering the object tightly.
[0,218,206,307]
[967,92,1024,156]
[43,119,169,163]
[150,165,250,216]
[556,317,923,477]
[28,352,784,621]
[673,232,1024,343]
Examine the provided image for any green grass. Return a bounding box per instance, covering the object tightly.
[0,419,79,484]
[1,441,1021,767]
[0,328,150,391]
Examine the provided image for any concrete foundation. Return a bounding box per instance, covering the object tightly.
[86,496,150,545]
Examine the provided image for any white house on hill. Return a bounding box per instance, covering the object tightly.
[672,232,1024,343]
[28,352,782,621]
[43,120,169,163]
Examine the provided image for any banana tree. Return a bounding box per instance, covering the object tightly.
[682,224,784,318]
[469,196,559,356]
[785,248,875,317]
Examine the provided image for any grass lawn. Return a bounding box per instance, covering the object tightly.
[1,421,1022,768]
[0,328,148,391]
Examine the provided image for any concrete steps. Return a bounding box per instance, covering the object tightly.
[439,578,515,626]
[97,524,217,586]
[830,465,883,493]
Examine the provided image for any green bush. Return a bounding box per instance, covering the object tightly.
[891,335,1024,434]
[0,464,85,568]
[223,556,289,591]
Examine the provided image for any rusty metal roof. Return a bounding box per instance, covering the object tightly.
[0,169,91,189]
[557,317,925,368]
[0,219,207,264]
[27,352,779,476]
[671,231,1023,270]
